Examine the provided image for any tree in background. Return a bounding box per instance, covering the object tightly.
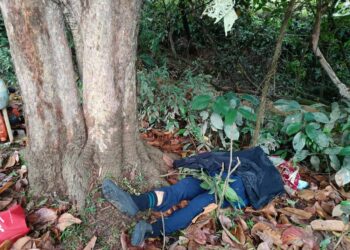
[0,0,166,208]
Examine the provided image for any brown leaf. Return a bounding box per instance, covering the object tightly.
[231,224,246,244]
[0,197,13,210]
[261,202,277,218]
[0,240,12,250]
[236,217,248,231]
[120,231,128,250]
[11,236,33,250]
[311,219,349,232]
[251,222,283,246]
[192,203,217,223]
[0,180,14,194]
[3,151,19,169]
[278,207,313,220]
[221,231,240,248]
[313,201,329,219]
[35,231,55,250]
[83,236,97,250]
[56,213,82,231]
[219,214,232,229]
[278,214,290,225]
[297,190,315,201]
[281,226,316,248]
[28,207,58,225]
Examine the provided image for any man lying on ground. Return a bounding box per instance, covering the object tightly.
[102,146,285,246]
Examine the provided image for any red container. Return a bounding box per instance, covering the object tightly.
[0,112,8,142]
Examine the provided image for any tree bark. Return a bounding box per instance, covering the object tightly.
[251,0,296,147]
[311,1,350,100]
[0,0,166,208]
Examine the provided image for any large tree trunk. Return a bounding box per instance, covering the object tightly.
[0,0,166,208]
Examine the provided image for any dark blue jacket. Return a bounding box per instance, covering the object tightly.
[173,147,285,209]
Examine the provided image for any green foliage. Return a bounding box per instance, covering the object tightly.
[0,15,16,85]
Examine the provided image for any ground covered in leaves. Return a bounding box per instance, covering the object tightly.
[0,129,350,250]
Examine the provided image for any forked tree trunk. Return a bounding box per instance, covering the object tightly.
[0,0,165,208]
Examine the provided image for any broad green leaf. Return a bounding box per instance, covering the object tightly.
[313,112,330,123]
[224,123,240,141]
[286,122,302,136]
[315,133,330,148]
[210,113,224,130]
[274,99,301,112]
[191,95,212,110]
[329,155,341,170]
[213,96,230,115]
[293,150,310,162]
[330,102,341,122]
[293,132,306,151]
[324,147,343,155]
[309,122,321,129]
[238,107,256,121]
[339,146,350,156]
[305,124,318,141]
[304,112,315,122]
[310,155,320,171]
[284,113,302,126]
[241,94,260,106]
[225,109,238,125]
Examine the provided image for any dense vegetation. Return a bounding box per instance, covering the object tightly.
[0,1,349,182]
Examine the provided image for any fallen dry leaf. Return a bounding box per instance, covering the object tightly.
[231,223,245,244]
[192,203,217,223]
[0,180,14,194]
[162,154,174,167]
[281,226,316,248]
[297,190,315,201]
[3,151,19,169]
[311,219,349,231]
[28,207,58,225]
[278,214,290,225]
[221,231,240,248]
[0,197,13,210]
[83,235,97,250]
[0,240,12,250]
[278,207,313,220]
[34,231,55,250]
[257,242,271,250]
[11,236,32,250]
[56,213,82,231]
[120,231,128,250]
[313,201,329,219]
[236,217,248,231]
[332,204,343,217]
[251,222,283,246]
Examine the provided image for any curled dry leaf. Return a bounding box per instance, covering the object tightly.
[231,223,246,244]
[251,222,283,246]
[278,207,313,220]
[257,242,271,250]
[278,214,290,225]
[83,235,97,250]
[281,226,316,248]
[313,201,329,219]
[0,197,13,210]
[218,214,232,229]
[28,207,58,225]
[120,231,128,250]
[3,151,19,169]
[311,219,349,232]
[56,213,82,232]
[297,190,315,201]
[11,236,33,250]
[0,240,12,250]
[162,153,174,168]
[221,231,239,248]
[192,203,217,223]
[236,217,248,231]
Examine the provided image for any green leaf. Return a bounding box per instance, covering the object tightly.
[339,146,350,156]
[313,112,330,123]
[293,150,310,162]
[315,133,330,148]
[304,112,315,122]
[324,147,343,155]
[225,109,238,125]
[241,94,260,106]
[284,113,302,126]
[210,113,224,130]
[200,111,209,120]
[224,123,240,141]
[286,122,302,136]
[238,107,256,121]
[274,99,301,112]
[329,155,341,170]
[293,132,306,151]
[310,155,320,171]
[213,96,230,115]
[305,124,318,141]
[191,95,212,110]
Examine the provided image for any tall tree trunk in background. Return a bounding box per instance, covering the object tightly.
[251,0,296,147]
[312,1,350,100]
[0,0,166,208]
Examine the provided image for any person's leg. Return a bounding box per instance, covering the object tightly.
[151,176,207,212]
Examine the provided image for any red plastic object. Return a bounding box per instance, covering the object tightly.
[0,112,7,142]
[278,161,300,190]
[0,205,30,244]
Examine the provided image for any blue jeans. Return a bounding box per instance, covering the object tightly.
[150,175,249,236]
